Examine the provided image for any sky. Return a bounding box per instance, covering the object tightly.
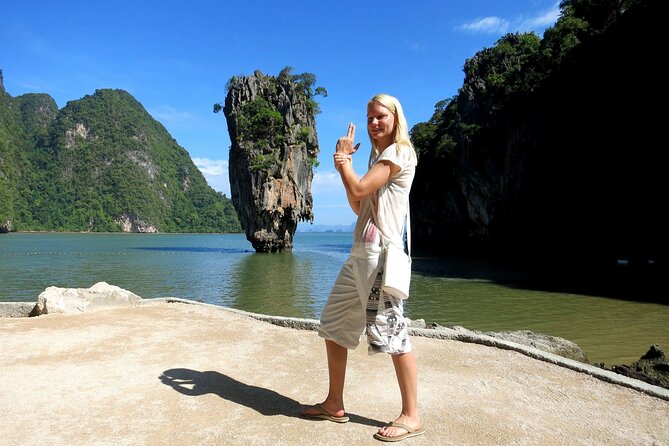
[1,0,560,228]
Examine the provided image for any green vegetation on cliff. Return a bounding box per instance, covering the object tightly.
[0,85,240,233]
[409,0,664,272]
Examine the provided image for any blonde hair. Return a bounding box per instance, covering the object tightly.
[367,93,416,167]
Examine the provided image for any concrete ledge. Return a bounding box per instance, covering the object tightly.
[4,299,667,445]
[408,326,669,402]
[0,302,34,317]
[6,296,668,402]
[150,297,669,402]
[150,297,321,330]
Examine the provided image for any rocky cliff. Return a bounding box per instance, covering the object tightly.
[409,0,665,278]
[0,74,241,233]
[220,69,321,252]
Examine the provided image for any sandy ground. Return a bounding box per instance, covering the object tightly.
[1,300,668,446]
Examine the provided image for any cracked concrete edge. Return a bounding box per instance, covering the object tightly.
[4,297,668,402]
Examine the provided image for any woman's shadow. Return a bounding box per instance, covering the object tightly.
[159,368,381,426]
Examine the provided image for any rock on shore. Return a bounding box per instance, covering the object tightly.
[413,321,589,363]
[29,282,140,316]
[612,344,669,389]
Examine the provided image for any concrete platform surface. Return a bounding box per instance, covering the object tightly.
[1,300,668,446]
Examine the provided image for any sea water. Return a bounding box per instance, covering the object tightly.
[1,232,667,365]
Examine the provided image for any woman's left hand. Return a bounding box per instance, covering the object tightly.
[333,153,352,171]
[336,122,360,155]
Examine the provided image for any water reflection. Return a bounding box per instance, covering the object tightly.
[412,253,665,304]
[407,273,669,365]
[1,233,667,366]
[228,252,318,319]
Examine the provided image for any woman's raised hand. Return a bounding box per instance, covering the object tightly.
[336,122,360,155]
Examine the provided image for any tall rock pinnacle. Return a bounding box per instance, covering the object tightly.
[219,69,322,252]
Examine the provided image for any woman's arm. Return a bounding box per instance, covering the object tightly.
[336,155,399,201]
[346,189,361,215]
[334,123,400,200]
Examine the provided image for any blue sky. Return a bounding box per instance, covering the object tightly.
[1,0,560,227]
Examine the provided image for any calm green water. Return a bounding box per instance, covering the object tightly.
[1,232,667,365]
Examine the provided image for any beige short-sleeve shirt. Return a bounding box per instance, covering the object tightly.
[351,143,417,258]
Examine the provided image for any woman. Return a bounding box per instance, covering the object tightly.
[301,93,424,442]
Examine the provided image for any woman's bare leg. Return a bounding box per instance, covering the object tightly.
[376,351,422,438]
[301,339,348,417]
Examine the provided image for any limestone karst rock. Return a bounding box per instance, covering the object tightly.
[0,70,241,233]
[220,69,321,252]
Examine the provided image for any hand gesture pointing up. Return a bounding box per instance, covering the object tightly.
[336,122,360,155]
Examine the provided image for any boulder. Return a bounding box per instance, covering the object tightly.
[612,344,669,389]
[481,329,590,363]
[30,282,141,316]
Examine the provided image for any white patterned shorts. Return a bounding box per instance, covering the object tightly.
[318,255,412,355]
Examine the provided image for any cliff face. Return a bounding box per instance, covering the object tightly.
[222,70,319,252]
[0,79,59,232]
[410,0,665,272]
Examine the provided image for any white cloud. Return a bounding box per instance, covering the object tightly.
[296,171,355,225]
[459,2,560,35]
[193,157,227,175]
[312,171,344,198]
[149,105,193,122]
[460,16,511,34]
[313,171,339,186]
[193,157,230,196]
[520,2,561,31]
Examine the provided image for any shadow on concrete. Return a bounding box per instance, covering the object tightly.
[159,368,382,427]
